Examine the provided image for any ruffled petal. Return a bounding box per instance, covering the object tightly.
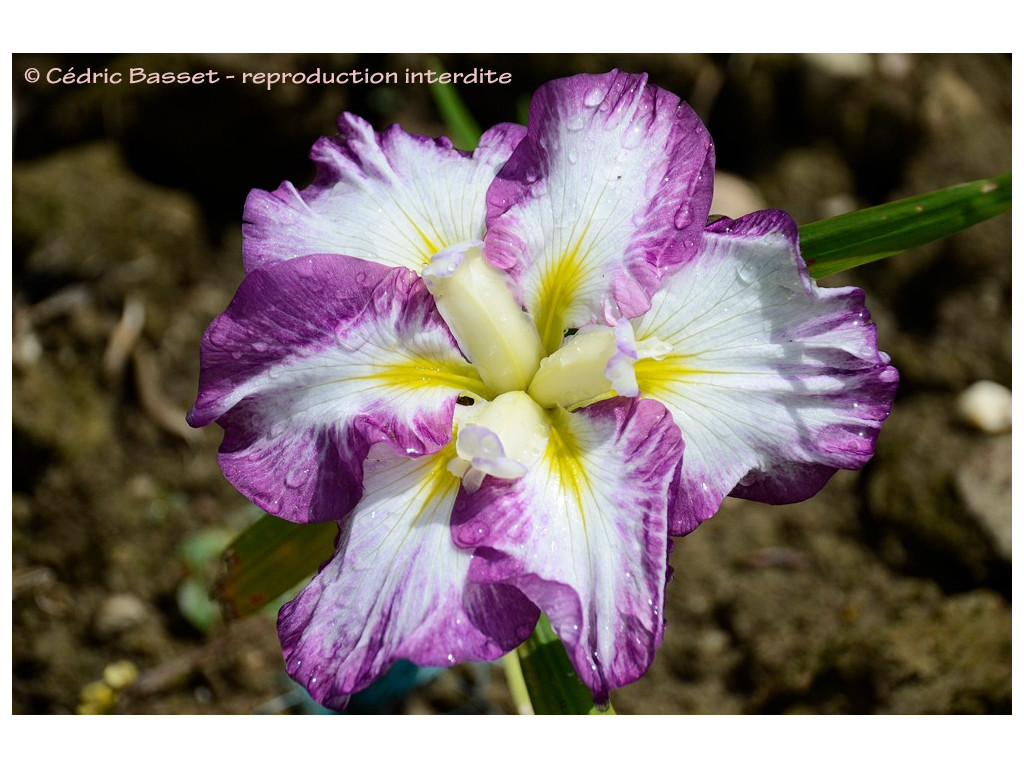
[278,444,540,710]
[243,118,526,273]
[188,254,487,523]
[485,70,715,353]
[632,210,899,537]
[451,397,683,702]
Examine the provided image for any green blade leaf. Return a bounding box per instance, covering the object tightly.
[516,614,615,715]
[213,514,337,619]
[425,58,482,151]
[799,172,1011,278]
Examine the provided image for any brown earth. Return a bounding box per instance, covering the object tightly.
[11,53,1011,714]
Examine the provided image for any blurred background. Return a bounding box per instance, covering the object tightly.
[11,53,1011,714]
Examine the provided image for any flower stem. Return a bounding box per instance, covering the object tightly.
[514,614,616,715]
[501,651,534,715]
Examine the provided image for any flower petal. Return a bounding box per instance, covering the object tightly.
[632,210,899,537]
[243,118,526,273]
[451,397,683,701]
[188,254,487,523]
[278,444,540,710]
[485,70,715,352]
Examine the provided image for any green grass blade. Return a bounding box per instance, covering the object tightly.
[516,614,615,715]
[213,514,337,619]
[425,58,482,151]
[799,172,1011,278]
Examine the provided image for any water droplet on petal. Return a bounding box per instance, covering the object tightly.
[673,203,693,229]
[621,122,645,149]
[285,466,309,488]
[583,87,605,107]
[737,260,759,285]
[460,522,490,546]
[566,114,586,131]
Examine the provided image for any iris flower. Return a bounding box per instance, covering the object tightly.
[188,70,897,709]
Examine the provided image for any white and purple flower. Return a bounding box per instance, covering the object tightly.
[189,70,898,708]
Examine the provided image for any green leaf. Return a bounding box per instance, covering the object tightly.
[516,614,615,715]
[177,526,235,632]
[213,514,337,619]
[799,172,1010,278]
[426,58,482,151]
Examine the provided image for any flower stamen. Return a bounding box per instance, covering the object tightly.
[448,392,550,491]
[422,241,545,394]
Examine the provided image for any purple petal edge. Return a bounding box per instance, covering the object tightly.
[188,254,465,523]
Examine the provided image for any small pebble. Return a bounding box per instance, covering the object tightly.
[103,660,139,690]
[957,381,1011,434]
[93,594,150,638]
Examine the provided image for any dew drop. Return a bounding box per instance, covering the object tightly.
[231,351,243,360]
[737,260,759,285]
[620,122,644,149]
[251,341,269,353]
[462,522,490,545]
[644,171,665,197]
[673,203,693,229]
[583,87,605,107]
[285,466,309,488]
[566,114,586,131]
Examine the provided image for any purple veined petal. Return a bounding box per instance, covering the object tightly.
[278,443,540,710]
[484,70,715,353]
[187,253,488,523]
[243,117,527,274]
[451,397,683,702]
[632,209,899,537]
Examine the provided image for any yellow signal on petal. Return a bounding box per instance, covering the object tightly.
[535,238,590,354]
[633,355,704,399]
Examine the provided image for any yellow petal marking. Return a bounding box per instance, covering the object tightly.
[633,355,704,399]
[534,234,590,354]
[354,358,492,401]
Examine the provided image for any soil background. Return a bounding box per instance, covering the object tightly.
[11,53,1011,715]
